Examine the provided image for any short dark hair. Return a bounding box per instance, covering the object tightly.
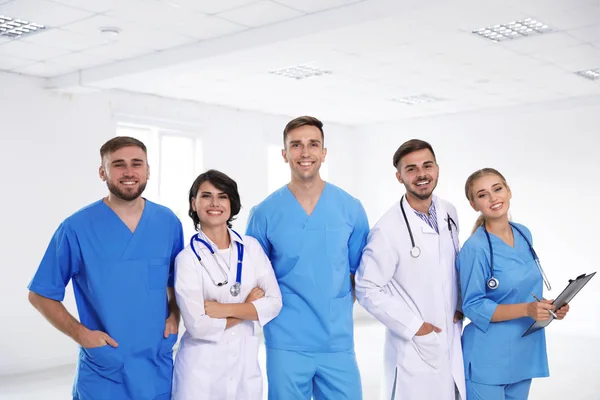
[392,139,436,169]
[100,136,147,160]
[188,169,241,229]
[283,116,324,146]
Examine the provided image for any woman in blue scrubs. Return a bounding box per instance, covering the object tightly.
[457,168,570,400]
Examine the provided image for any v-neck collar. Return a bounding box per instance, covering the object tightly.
[101,197,148,235]
[285,182,328,218]
[487,225,517,250]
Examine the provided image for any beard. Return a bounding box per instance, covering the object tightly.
[406,187,433,201]
[405,177,437,201]
[106,180,147,201]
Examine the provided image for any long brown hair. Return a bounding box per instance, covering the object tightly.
[464,168,509,235]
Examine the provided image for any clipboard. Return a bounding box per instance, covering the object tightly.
[522,271,596,337]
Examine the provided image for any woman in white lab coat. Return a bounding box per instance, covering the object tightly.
[172,169,282,400]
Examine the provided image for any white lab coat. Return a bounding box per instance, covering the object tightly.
[355,195,466,400]
[172,229,282,400]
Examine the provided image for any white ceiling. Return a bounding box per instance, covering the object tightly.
[1,0,599,123]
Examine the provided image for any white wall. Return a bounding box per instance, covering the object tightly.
[355,96,600,337]
[0,72,358,375]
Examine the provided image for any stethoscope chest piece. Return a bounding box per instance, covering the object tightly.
[487,277,499,290]
[230,282,241,297]
[410,246,421,258]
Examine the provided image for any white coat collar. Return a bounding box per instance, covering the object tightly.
[196,228,244,250]
[400,194,440,235]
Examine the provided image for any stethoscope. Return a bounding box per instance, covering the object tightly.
[483,222,551,291]
[399,195,458,258]
[190,230,244,297]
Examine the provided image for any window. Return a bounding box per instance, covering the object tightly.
[116,123,203,240]
[267,145,329,194]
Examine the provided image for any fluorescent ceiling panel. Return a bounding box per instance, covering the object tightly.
[392,94,444,105]
[0,15,46,39]
[472,18,553,42]
[575,68,600,81]
[269,64,332,80]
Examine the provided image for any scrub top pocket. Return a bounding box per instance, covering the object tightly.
[80,345,124,384]
[159,333,178,356]
[329,289,354,347]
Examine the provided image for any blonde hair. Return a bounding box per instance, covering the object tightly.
[464,168,509,235]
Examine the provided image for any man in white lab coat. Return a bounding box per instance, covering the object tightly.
[355,139,466,400]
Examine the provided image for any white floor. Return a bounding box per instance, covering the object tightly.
[1,319,598,400]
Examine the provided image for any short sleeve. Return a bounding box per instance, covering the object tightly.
[457,242,498,332]
[168,218,184,288]
[348,200,370,275]
[245,205,272,258]
[28,221,80,301]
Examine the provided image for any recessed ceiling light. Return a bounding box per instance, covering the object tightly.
[392,95,444,105]
[472,18,554,42]
[99,26,121,38]
[269,64,332,80]
[0,15,46,39]
[575,68,600,81]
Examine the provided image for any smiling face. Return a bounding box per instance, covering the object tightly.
[468,173,512,221]
[395,148,439,201]
[99,145,149,201]
[191,181,232,230]
[282,125,327,183]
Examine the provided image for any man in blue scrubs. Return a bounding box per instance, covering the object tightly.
[28,136,183,400]
[246,116,369,399]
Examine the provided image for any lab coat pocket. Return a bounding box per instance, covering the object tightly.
[148,257,170,290]
[329,290,354,348]
[412,332,442,370]
[81,345,124,383]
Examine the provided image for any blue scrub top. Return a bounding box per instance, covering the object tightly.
[246,183,369,352]
[28,199,183,400]
[457,223,549,385]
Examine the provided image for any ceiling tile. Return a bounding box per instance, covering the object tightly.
[534,4,600,30]
[0,0,93,27]
[0,35,12,46]
[105,2,246,39]
[0,40,71,61]
[567,24,600,45]
[273,0,361,13]
[0,54,35,70]
[105,1,205,25]
[49,51,114,69]
[148,0,259,15]
[63,15,196,50]
[500,32,585,54]
[217,1,304,28]
[174,15,247,40]
[16,60,80,77]
[82,41,152,60]
[47,0,122,13]
[21,28,110,51]
[533,43,600,70]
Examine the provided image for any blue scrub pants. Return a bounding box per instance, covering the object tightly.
[466,379,532,400]
[266,348,362,400]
